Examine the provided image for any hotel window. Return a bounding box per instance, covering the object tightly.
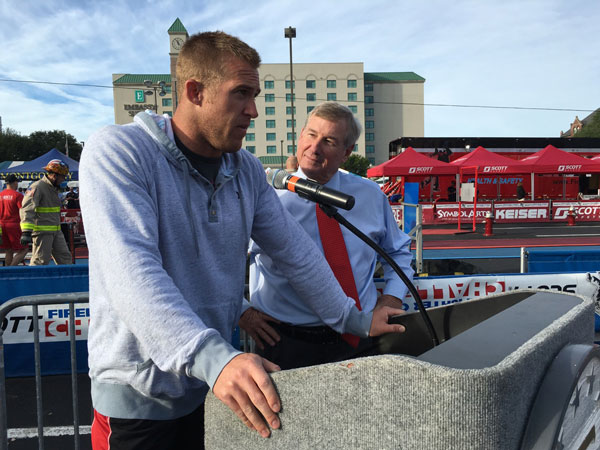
[266,120,276,128]
[352,144,358,153]
[306,93,316,101]
[165,86,172,93]
[264,80,275,89]
[368,157,375,165]
[287,132,297,141]
[265,107,275,115]
[348,105,357,113]
[286,119,296,128]
[365,83,373,91]
[327,93,337,101]
[348,92,357,101]
[306,79,316,89]
[347,79,357,88]
[245,133,255,141]
[265,94,275,102]
[162,98,172,107]
[366,145,375,153]
[249,120,255,128]
[266,133,276,141]
[164,111,172,117]
[326,80,336,88]
[287,145,295,154]
[307,106,314,113]
[286,106,296,115]
[246,145,255,154]
[365,108,374,116]
[286,93,295,102]
[366,133,375,141]
[365,96,374,104]
[366,120,374,129]
[266,145,277,154]
[285,80,295,89]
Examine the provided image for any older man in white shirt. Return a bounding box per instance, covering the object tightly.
[240,101,414,369]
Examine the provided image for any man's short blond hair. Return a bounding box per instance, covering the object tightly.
[305,101,362,148]
[176,31,261,99]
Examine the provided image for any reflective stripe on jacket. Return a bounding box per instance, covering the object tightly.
[20,176,62,233]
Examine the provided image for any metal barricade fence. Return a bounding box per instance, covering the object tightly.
[0,290,255,450]
[0,292,89,450]
[401,203,423,274]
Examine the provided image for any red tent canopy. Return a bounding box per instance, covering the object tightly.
[450,146,531,174]
[367,147,457,177]
[520,145,600,173]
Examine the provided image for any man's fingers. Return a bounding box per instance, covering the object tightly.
[261,357,281,374]
[257,324,281,345]
[213,354,281,438]
[256,328,277,347]
[248,331,265,350]
[370,306,408,336]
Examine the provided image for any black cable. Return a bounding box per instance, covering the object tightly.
[318,203,439,347]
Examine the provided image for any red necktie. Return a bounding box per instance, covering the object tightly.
[315,204,361,347]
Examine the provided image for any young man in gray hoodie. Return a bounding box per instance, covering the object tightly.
[80,31,405,449]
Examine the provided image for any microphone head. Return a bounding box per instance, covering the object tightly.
[266,168,290,189]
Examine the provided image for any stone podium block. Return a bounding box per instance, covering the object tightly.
[205,290,594,449]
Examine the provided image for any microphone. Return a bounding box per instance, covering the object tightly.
[266,169,355,210]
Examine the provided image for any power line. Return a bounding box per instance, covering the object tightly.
[0,77,595,113]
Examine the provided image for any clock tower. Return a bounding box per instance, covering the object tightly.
[168,18,189,111]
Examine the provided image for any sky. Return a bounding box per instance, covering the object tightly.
[1,0,599,144]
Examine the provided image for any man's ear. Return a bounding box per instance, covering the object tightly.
[342,144,354,161]
[184,79,203,105]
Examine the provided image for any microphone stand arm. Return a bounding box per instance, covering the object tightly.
[318,203,439,347]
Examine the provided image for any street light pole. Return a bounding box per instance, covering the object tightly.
[144,80,167,114]
[284,27,296,155]
[280,140,284,169]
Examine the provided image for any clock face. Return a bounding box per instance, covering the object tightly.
[172,37,184,50]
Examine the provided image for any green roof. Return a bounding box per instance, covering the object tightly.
[113,74,172,85]
[365,72,425,82]
[258,156,287,165]
[168,18,187,34]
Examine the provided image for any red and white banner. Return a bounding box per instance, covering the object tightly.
[375,271,599,313]
[392,200,600,225]
[552,202,600,221]
[1,304,90,344]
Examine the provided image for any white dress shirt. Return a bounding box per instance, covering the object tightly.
[248,168,414,326]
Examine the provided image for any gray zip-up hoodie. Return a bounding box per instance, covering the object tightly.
[79,111,372,420]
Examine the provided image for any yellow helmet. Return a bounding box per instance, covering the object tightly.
[44,159,69,176]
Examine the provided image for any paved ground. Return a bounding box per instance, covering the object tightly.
[4,374,92,450]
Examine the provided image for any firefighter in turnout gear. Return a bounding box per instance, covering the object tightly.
[20,159,72,265]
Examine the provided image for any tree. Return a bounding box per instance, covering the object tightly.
[341,154,371,177]
[0,129,83,162]
[574,110,600,138]
[0,128,29,162]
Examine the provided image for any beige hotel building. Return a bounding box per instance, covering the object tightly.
[113,19,425,166]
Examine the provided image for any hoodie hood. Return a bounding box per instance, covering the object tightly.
[134,110,247,255]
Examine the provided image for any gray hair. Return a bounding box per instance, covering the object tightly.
[305,101,362,148]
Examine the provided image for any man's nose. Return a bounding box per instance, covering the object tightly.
[245,98,258,118]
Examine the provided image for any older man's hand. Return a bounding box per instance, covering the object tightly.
[368,304,406,337]
[238,307,281,350]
